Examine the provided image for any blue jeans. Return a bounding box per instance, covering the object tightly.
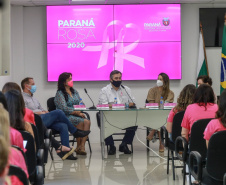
[40,110,77,147]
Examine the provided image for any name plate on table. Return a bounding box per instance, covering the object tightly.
[145,103,159,109]
[74,105,86,110]
[97,104,109,109]
[112,104,125,109]
[164,103,176,109]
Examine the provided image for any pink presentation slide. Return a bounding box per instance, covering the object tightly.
[47,5,181,81]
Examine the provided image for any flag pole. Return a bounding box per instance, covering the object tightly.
[200,23,209,76]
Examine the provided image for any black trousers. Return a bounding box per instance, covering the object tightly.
[105,126,138,146]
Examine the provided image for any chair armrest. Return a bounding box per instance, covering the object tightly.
[35,165,44,185]
[175,136,188,162]
[160,126,169,147]
[82,111,90,120]
[189,151,203,183]
[36,149,44,166]
[44,139,50,163]
[45,129,52,141]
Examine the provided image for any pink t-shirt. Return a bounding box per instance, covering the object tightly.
[181,103,218,134]
[24,108,35,125]
[167,108,178,122]
[10,127,26,153]
[203,119,226,141]
[9,147,29,178]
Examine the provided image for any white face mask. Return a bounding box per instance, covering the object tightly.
[156,80,163,87]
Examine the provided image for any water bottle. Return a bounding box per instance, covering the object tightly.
[114,97,117,104]
[159,96,164,109]
[79,98,84,105]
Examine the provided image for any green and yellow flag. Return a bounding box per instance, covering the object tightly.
[220,15,226,94]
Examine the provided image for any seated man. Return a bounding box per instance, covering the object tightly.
[21,77,90,151]
[98,70,137,155]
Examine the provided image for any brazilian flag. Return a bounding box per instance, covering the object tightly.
[220,19,226,94]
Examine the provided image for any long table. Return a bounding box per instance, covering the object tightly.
[99,108,171,159]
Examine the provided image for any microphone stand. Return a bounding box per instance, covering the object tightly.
[84,88,97,109]
[121,85,137,109]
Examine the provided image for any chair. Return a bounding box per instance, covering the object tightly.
[189,130,226,185]
[175,118,213,185]
[8,165,29,185]
[11,145,28,168]
[160,111,185,180]
[34,114,51,163]
[224,173,226,185]
[19,130,44,185]
[47,97,92,154]
[96,111,133,153]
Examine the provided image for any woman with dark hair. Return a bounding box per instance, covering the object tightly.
[204,90,226,148]
[181,84,218,141]
[146,73,174,152]
[55,72,91,155]
[166,84,196,140]
[4,90,35,140]
[197,75,212,86]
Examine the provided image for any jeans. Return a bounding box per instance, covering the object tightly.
[105,126,138,146]
[40,110,77,147]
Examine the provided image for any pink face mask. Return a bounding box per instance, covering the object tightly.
[67,80,73,87]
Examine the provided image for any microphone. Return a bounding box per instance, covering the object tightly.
[121,85,137,109]
[84,88,96,109]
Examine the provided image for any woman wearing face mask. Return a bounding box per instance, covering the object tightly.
[55,72,91,155]
[146,73,174,152]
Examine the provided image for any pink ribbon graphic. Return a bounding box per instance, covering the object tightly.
[82,20,145,72]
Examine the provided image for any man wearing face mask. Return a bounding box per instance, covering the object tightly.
[21,77,90,159]
[98,70,137,155]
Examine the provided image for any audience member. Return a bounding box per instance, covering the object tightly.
[146,73,174,152]
[204,89,226,148]
[181,84,218,141]
[55,72,91,155]
[21,77,89,159]
[98,70,137,155]
[166,84,196,141]
[2,83,76,160]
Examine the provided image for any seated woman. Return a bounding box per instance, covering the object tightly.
[2,82,35,125]
[0,91,26,153]
[146,73,174,152]
[166,84,196,141]
[4,90,35,140]
[55,72,91,155]
[181,84,218,141]
[204,90,226,148]
[0,103,29,181]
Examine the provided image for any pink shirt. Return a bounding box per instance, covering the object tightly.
[181,103,218,134]
[24,108,35,125]
[10,127,26,153]
[204,119,226,141]
[9,147,29,178]
[167,108,178,122]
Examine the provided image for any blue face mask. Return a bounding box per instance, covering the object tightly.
[29,85,37,94]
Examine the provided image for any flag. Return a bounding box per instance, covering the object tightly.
[220,17,226,94]
[197,31,208,85]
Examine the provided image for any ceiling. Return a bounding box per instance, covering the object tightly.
[10,0,226,6]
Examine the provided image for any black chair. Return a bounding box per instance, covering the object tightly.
[175,118,213,185]
[96,112,133,153]
[19,130,44,185]
[189,130,226,185]
[8,165,29,185]
[34,114,51,163]
[160,111,185,180]
[47,97,92,154]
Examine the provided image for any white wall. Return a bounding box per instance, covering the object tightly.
[10,3,225,143]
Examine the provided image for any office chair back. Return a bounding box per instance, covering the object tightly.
[206,130,226,181]
[19,130,37,177]
[96,112,101,128]
[34,114,44,147]
[171,111,185,142]
[189,118,213,159]
[47,97,56,112]
[8,165,29,185]
[30,123,40,151]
